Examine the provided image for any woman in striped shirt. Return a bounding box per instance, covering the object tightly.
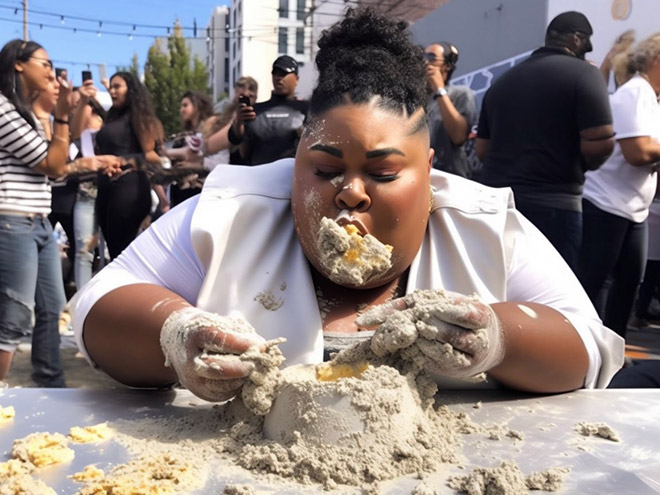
[0,39,120,387]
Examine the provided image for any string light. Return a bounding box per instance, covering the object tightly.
[60,15,65,24]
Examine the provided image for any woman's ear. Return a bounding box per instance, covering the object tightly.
[14,61,24,73]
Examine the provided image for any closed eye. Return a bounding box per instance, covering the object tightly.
[369,173,399,182]
[314,169,341,179]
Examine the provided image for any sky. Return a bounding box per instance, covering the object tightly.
[0,0,229,87]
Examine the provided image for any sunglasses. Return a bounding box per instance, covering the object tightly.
[423,53,442,63]
[30,57,54,70]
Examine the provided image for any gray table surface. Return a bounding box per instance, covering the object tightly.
[0,388,659,494]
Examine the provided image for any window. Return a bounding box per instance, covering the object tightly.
[296,28,304,54]
[278,27,288,53]
[224,32,229,52]
[224,58,229,83]
[279,0,288,18]
[297,0,305,21]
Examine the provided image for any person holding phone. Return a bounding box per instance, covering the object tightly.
[201,76,258,166]
[227,56,308,166]
[0,39,120,387]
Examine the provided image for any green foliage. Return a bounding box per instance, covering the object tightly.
[141,21,211,135]
[116,52,139,78]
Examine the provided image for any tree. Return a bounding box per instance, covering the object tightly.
[117,52,140,78]
[142,21,210,135]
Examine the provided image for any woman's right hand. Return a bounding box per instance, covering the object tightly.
[78,80,98,101]
[54,75,73,119]
[160,307,266,402]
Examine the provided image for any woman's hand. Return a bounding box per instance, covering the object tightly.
[160,307,266,402]
[95,155,123,177]
[78,80,98,101]
[356,289,505,379]
[54,75,73,119]
[69,156,122,177]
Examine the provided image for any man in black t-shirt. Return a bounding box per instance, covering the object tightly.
[476,11,614,271]
[229,55,308,165]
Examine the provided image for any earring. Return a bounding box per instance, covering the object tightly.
[429,185,434,213]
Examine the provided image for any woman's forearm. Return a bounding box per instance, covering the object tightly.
[83,284,188,387]
[488,302,589,393]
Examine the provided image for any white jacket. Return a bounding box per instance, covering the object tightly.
[72,159,624,388]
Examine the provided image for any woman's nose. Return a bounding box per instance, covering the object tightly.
[335,178,370,211]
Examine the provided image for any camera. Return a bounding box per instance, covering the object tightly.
[238,94,251,106]
[82,70,93,82]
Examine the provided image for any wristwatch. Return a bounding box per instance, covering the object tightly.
[433,87,448,99]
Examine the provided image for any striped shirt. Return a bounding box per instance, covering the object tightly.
[0,93,51,215]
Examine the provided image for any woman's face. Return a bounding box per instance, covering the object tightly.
[15,48,53,93]
[292,102,433,288]
[108,75,128,108]
[40,72,60,109]
[180,97,196,124]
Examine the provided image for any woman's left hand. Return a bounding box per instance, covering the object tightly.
[356,289,505,379]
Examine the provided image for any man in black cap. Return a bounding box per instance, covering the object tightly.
[424,41,478,177]
[229,55,308,165]
[476,11,614,271]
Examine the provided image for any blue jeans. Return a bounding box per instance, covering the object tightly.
[514,199,582,272]
[577,199,648,339]
[73,193,97,289]
[0,214,66,386]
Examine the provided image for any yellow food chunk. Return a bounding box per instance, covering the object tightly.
[12,432,74,467]
[70,465,105,482]
[316,362,369,382]
[69,423,114,443]
[342,224,393,263]
[343,224,360,236]
[0,458,34,481]
[0,405,15,422]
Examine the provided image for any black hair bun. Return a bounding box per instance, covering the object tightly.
[310,7,427,117]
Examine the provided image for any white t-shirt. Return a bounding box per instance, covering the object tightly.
[71,159,624,389]
[583,75,660,222]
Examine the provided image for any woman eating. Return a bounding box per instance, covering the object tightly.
[71,9,624,402]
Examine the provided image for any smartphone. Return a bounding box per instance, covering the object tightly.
[238,94,251,106]
[55,68,65,79]
[82,70,93,82]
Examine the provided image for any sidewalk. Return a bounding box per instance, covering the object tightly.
[626,321,660,361]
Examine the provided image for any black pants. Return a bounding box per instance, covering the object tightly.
[514,198,582,272]
[636,260,660,318]
[577,199,648,338]
[609,360,660,388]
[96,171,152,260]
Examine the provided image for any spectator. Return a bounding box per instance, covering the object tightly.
[0,39,119,387]
[476,11,615,271]
[166,91,214,207]
[204,76,258,165]
[577,33,660,339]
[95,71,164,259]
[229,56,308,165]
[424,42,477,177]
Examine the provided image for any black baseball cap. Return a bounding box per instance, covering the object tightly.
[547,11,593,35]
[272,55,298,75]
